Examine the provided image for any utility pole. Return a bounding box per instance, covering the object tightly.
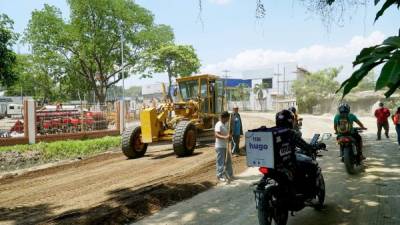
[119,21,125,132]
[283,66,286,97]
[273,64,282,112]
[222,69,230,101]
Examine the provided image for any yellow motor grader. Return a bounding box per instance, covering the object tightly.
[121,74,226,158]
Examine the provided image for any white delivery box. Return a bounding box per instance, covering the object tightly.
[245,127,292,169]
[245,131,275,168]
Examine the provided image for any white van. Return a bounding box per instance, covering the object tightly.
[7,104,23,118]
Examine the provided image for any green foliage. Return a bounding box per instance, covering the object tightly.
[125,86,142,98]
[151,44,201,95]
[0,14,18,87]
[6,54,60,102]
[352,71,376,92]
[0,136,120,160]
[252,82,270,111]
[24,1,174,104]
[253,83,269,100]
[338,0,400,98]
[292,67,340,113]
[374,0,400,22]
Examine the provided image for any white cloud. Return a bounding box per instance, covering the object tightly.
[209,0,232,5]
[202,31,385,80]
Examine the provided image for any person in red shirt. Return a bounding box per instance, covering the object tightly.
[374,102,391,140]
[392,107,400,147]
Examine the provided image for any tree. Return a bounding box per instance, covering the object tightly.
[253,83,269,111]
[6,54,59,103]
[126,86,142,98]
[352,71,375,92]
[151,44,201,97]
[24,0,174,104]
[0,14,18,87]
[292,67,340,113]
[335,0,400,98]
[236,83,250,110]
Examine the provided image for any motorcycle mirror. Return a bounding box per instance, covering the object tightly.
[321,133,332,141]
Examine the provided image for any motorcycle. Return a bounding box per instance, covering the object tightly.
[337,127,365,174]
[253,133,329,225]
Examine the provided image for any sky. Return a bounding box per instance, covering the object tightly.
[1,0,399,87]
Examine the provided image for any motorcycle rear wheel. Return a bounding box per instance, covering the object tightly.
[314,173,325,210]
[343,147,356,174]
[258,189,288,225]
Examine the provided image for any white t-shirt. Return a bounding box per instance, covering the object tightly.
[215,121,228,148]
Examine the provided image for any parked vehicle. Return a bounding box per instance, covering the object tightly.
[253,133,329,225]
[337,127,365,174]
[6,104,23,118]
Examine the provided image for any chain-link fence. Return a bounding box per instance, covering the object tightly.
[35,103,117,136]
[0,103,25,138]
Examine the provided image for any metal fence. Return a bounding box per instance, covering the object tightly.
[0,100,123,146]
[35,103,117,136]
[0,117,25,138]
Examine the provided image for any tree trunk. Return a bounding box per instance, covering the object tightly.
[95,84,107,106]
[167,68,174,102]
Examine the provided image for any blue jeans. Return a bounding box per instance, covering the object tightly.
[396,125,400,145]
[231,135,240,154]
[215,147,233,178]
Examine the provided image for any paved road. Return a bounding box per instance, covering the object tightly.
[134,114,400,225]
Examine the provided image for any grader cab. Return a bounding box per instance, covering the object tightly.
[121,74,226,158]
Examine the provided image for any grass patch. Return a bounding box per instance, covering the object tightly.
[0,136,121,160]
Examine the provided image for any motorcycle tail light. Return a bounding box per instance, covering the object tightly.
[259,167,269,174]
[338,137,351,143]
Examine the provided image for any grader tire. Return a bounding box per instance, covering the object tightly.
[122,126,148,159]
[173,121,197,157]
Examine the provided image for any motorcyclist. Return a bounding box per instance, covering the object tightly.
[333,103,367,160]
[275,109,325,207]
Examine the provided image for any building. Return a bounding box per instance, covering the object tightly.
[221,63,304,111]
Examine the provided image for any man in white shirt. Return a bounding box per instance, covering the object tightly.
[215,111,233,182]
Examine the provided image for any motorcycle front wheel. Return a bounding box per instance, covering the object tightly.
[258,188,288,225]
[343,146,356,174]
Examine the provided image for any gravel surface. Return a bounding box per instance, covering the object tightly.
[0,113,271,225]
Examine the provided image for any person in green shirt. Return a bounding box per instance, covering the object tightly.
[334,103,367,160]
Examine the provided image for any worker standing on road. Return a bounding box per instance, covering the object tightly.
[392,107,400,148]
[374,102,391,140]
[215,111,233,182]
[230,105,243,156]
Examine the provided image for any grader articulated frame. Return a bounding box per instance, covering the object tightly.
[121,74,226,158]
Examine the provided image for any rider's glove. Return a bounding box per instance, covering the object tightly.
[317,143,326,150]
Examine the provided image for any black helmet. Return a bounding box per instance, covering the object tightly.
[338,103,350,114]
[288,106,297,114]
[276,110,295,129]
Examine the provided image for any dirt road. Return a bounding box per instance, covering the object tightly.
[0,113,269,225]
[134,113,400,225]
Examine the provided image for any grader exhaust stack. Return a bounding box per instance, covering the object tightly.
[121,74,226,158]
